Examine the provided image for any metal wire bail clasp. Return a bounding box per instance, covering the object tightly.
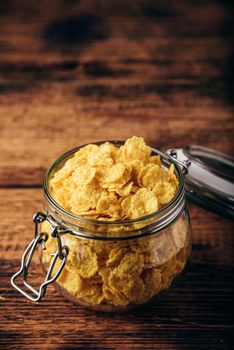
[166,149,191,175]
[11,212,69,302]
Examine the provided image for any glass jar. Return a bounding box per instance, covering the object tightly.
[12,142,192,312]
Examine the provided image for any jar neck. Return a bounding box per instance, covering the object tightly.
[43,185,185,241]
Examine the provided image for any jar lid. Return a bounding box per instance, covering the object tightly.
[166,146,234,219]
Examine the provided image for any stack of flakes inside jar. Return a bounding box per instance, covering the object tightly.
[42,136,190,310]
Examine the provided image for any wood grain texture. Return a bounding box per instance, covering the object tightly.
[0,191,233,349]
[0,0,233,349]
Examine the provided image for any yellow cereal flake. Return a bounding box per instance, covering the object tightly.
[131,184,139,193]
[122,277,145,303]
[104,163,127,182]
[142,165,168,189]
[107,253,145,304]
[76,245,98,278]
[137,164,155,187]
[69,184,106,214]
[50,158,78,190]
[99,164,132,190]
[113,252,144,276]
[149,155,161,166]
[57,268,83,295]
[62,176,77,193]
[121,188,158,219]
[81,289,104,305]
[142,268,161,300]
[119,136,151,162]
[103,284,129,307]
[99,141,118,156]
[69,189,93,213]
[75,144,98,162]
[114,181,134,197]
[143,230,178,268]
[96,193,121,219]
[78,278,104,305]
[127,159,143,183]
[72,164,96,185]
[106,247,128,268]
[99,267,129,307]
[88,148,113,167]
[171,218,188,250]
[88,241,113,259]
[153,182,176,207]
[168,164,179,187]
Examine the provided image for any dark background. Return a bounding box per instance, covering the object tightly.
[0,1,233,349]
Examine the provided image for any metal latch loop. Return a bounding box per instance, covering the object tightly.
[167,149,191,174]
[11,212,69,302]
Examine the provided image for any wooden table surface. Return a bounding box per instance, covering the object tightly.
[0,0,233,349]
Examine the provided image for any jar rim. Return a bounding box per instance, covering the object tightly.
[43,141,185,235]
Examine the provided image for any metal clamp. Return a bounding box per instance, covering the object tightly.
[167,146,234,219]
[11,212,69,302]
[167,149,191,174]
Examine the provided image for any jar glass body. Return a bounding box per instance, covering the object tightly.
[40,210,191,312]
[40,142,192,312]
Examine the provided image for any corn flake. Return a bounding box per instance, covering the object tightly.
[96,193,121,219]
[123,277,145,303]
[76,245,98,278]
[72,164,96,185]
[121,188,158,219]
[119,136,151,162]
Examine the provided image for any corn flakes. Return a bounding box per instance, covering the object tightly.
[42,137,190,310]
[49,136,178,220]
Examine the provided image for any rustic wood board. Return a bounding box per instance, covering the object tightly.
[0,0,233,349]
